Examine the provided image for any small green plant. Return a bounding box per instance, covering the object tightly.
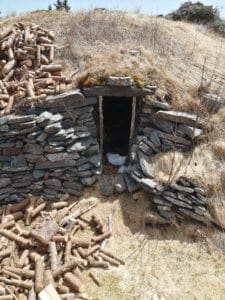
[53,0,71,12]
[167,2,225,37]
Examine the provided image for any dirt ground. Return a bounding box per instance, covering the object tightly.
[76,185,225,300]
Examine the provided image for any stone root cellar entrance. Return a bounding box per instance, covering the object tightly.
[103,97,132,155]
[98,96,137,163]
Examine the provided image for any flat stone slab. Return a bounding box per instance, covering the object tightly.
[35,159,76,170]
[99,175,115,196]
[107,76,133,87]
[83,86,155,97]
[156,110,205,128]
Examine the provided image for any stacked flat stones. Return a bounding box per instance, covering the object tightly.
[136,99,205,154]
[0,95,100,203]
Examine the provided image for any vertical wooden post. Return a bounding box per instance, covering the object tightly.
[98,96,104,155]
[129,96,136,141]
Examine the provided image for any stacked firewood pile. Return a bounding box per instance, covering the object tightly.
[0,22,72,115]
[0,195,123,299]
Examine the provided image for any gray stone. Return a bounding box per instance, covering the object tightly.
[107,76,133,87]
[106,153,127,166]
[148,131,161,148]
[0,115,13,125]
[156,110,205,128]
[36,111,53,123]
[83,86,155,97]
[45,152,80,162]
[12,180,31,188]
[124,175,141,193]
[24,143,43,155]
[63,181,82,191]
[44,145,64,153]
[11,155,27,168]
[142,113,175,134]
[8,115,37,124]
[115,175,127,193]
[81,176,97,186]
[157,205,171,212]
[77,163,92,172]
[177,193,193,205]
[45,179,62,187]
[138,141,153,156]
[138,151,154,178]
[0,125,9,132]
[194,187,205,195]
[194,206,207,216]
[140,177,157,190]
[24,155,47,164]
[35,160,76,170]
[62,188,82,197]
[158,131,191,146]
[37,132,48,142]
[202,93,221,113]
[76,170,93,177]
[163,194,193,209]
[0,178,11,188]
[15,120,36,129]
[33,170,45,179]
[44,122,62,134]
[178,208,210,225]
[170,183,194,194]
[83,144,100,157]
[0,187,15,195]
[78,112,93,121]
[144,100,170,111]
[153,196,172,207]
[67,138,93,152]
[88,154,101,168]
[176,125,202,140]
[99,175,115,196]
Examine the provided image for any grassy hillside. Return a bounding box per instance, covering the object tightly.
[1,9,225,110]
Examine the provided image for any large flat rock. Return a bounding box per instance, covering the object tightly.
[155,110,205,128]
[83,86,155,97]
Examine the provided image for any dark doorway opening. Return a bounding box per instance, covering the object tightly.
[102,96,132,156]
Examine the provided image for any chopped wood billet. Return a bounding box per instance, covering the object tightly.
[0,276,32,289]
[57,284,70,294]
[0,229,31,247]
[85,245,100,257]
[30,202,46,219]
[51,235,68,243]
[52,259,79,278]
[87,258,109,269]
[41,65,62,72]
[0,249,11,261]
[99,249,125,265]
[0,220,15,229]
[3,266,34,279]
[2,59,15,74]
[34,257,45,293]
[73,267,84,283]
[59,293,75,300]
[64,272,84,293]
[10,198,30,213]
[89,271,102,287]
[30,230,49,246]
[49,46,54,62]
[98,252,120,267]
[0,295,14,300]
[51,201,68,209]
[4,96,14,115]
[92,230,112,243]
[18,249,29,267]
[64,240,72,264]
[49,242,58,271]
[71,237,90,248]
[2,270,20,280]
[44,269,55,287]
[28,286,36,300]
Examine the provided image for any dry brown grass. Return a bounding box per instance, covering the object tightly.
[1,9,225,109]
[212,141,225,160]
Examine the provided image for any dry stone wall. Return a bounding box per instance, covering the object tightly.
[0,92,100,204]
